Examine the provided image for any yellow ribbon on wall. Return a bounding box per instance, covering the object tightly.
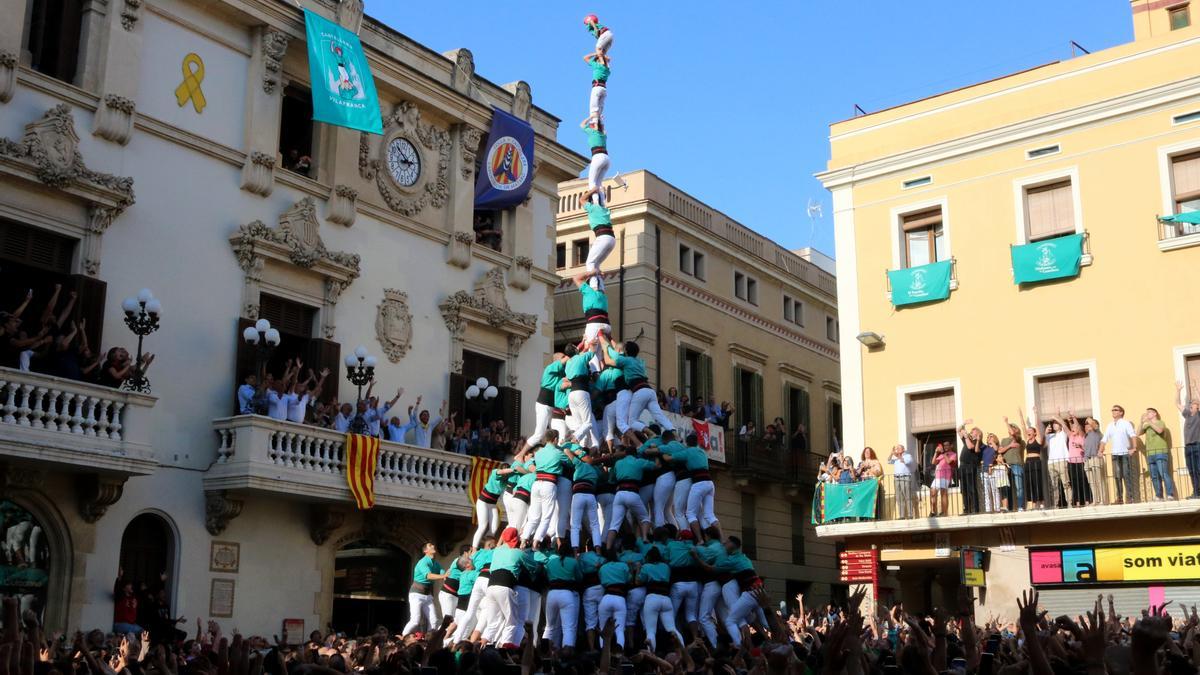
[174,53,207,113]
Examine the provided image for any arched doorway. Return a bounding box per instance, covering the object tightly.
[118,513,176,635]
[332,541,410,635]
[0,500,51,624]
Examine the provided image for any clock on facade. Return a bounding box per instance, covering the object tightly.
[386,137,421,187]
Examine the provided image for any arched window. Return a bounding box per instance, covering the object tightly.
[118,513,176,630]
[0,500,51,623]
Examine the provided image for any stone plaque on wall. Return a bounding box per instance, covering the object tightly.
[209,541,240,573]
[210,578,235,617]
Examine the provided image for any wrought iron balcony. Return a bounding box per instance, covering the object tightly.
[730,435,826,494]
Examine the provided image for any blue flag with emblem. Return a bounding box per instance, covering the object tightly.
[1010,233,1084,284]
[474,107,535,209]
[303,9,383,135]
[887,260,953,307]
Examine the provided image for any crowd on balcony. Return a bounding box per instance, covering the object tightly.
[0,285,153,389]
[661,389,734,429]
[75,567,1200,675]
[823,390,1200,520]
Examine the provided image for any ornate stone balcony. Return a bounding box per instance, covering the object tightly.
[204,416,473,536]
[0,367,158,476]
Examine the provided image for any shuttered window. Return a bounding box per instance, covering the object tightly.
[908,389,956,434]
[1186,355,1200,403]
[902,208,946,268]
[1035,371,1093,419]
[0,221,76,273]
[258,294,316,338]
[1172,151,1200,214]
[1024,180,1075,241]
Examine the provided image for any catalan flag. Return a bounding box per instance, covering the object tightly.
[345,433,381,510]
[468,456,503,523]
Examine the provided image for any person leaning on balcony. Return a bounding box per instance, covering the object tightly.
[857,447,882,480]
[929,443,956,518]
[1176,381,1200,500]
[1139,407,1176,501]
[1084,416,1107,506]
[1102,404,1138,504]
[956,421,982,515]
[888,444,917,519]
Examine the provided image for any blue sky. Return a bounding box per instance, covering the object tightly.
[362,1,1133,259]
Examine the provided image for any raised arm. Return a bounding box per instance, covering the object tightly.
[310,368,332,401]
[1177,382,1188,414]
[10,289,32,319]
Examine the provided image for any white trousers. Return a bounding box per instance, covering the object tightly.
[699,580,723,645]
[670,581,701,625]
[585,234,616,280]
[454,576,489,642]
[513,587,542,646]
[609,490,649,532]
[598,594,626,649]
[686,479,716,527]
[555,476,573,539]
[612,389,633,435]
[473,500,499,548]
[589,85,607,122]
[597,493,614,534]
[672,477,693,531]
[571,492,602,548]
[602,401,620,442]
[583,584,604,631]
[543,589,580,648]
[628,388,673,432]
[438,590,457,622]
[596,30,613,55]
[402,592,437,634]
[527,402,553,446]
[482,584,517,647]
[588,152,610,196]
[625,587,646,627]
[523,480,559,543]
[652,471,677,527]
[583,322,612,345]
[724,590,768,648]
[568,390,599,448]
[507,496,529,532]
[551,416,569,440]
[638,484,655,527]
[642,593,683,652]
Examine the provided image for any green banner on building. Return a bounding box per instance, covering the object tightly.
[812,479,879,524]
[887,260,953,307]
[1010,233,1084,285]
[304,8,383,135]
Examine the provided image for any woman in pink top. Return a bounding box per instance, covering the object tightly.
[930,443,957,517]
[1066,413,1088,507]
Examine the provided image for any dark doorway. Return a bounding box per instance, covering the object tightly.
[332,542,411,635]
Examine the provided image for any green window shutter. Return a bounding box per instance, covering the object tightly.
[733,367,744,429]
[677,345,687,395]
[752,372,764,431]
[700,354,713,403]
[800,388,811,433]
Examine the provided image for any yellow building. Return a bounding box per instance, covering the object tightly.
[554,170,843,604]
[816,1,1200,619]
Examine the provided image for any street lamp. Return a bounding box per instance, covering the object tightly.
[120,288,162,393]
[465,376,499,426]
[241,318,281,414]
[344,345,376,434]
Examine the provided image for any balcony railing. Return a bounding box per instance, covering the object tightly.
[815,445,1200,534]
[731,436,827,489]
[205,416,473,516]
[0,366,157,475]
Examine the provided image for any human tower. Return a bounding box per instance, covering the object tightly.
[400,17,770,655]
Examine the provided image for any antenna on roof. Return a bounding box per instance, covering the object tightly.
[806,199,824,247]
[1069,40,1090,57]
[853,104,867,117]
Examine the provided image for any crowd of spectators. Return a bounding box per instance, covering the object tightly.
[0,285,152,389]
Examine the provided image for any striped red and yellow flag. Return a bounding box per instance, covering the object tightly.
[467,456,503,522]
[345,433,381,510]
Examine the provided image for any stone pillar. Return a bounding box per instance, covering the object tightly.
[447,123,481,238]
[90,0,144,143]
[239,26,289,196]
[0,0,26,103]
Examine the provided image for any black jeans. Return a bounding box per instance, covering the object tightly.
[1111,455,1134,502]
[1067,462,1088,506]
[958,464,980,514]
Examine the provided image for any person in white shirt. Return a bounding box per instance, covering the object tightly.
[237,373,257,415]
[286,367,330,424]
[362,388,403,438]
[1045,411,1072,508]
[333,402,353,433]
[407,396,446,448]
[1101,404,1138,504]
[887,444,917,519]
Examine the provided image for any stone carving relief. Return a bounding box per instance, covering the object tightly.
[77,474,128,523]
[375,289,413,363]
[449,48,474,95]
[328,185,358,227]
[458,124,483,181]
[336,0,365,33]
[511,81,532,121]
[205,491,244,535]
[261,30,290,95]
[362,101,451,217]
[0,465,45,495]
[229,197,361,321]
[438,268,537,375]
[240,151,276,197]
[94,94,136,145]
[308,504,345,545]
[508,255,532,291]
[446,230,473,269]
[121,0,142,30]
[0,51,16,103]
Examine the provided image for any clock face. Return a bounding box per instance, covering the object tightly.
[386,137,421,187]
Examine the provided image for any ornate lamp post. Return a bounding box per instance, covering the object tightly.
[119,288,161,393]
[344,345,376,434]
[241,318,281,414]
[465,376,499,427]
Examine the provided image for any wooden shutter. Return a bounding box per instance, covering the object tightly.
[700,354,713,403]
[1035,372,1092,419]
[901,208,942,231]
[1025,180,1075,240]
[500,386,522,442]
[306,338,341,405]
[448,373,466,429]
[677,345,687,395]
[908,389,956,433]
[1185,356,1200,402]
[799,388,811,432]
[1173,152,1200,204]
[69,273,106,360]
[259,294,316,338]
[751,372,764,431]
[0,221,76,272]
[733,367,744,429]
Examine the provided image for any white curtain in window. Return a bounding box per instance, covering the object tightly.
[1025,181,1075,241]
[908,389,956,434]
[1035,371,1092,419]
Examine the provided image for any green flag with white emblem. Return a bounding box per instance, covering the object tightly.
[1010,233,1084,285]
[887,260,953,307]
